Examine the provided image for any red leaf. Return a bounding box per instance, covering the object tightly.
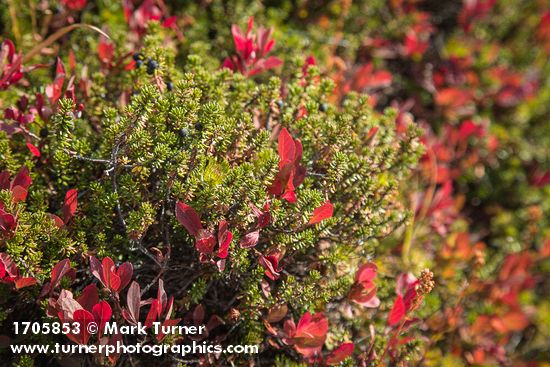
[216,258,226,272]
[0,171,10,190]
[63,188,78,224]
[0,261,5,279]
[293,312,328,357]
[388,295,405,326]
[157,279,169,317]
[61,0,87,11]
[68,50,76,72]
[97,39,114,64]
[355,263,377,283]
[72,309,94,344]
[222,57,234,70]
[162,16,177,28]
[260,56,283,70]
[124,60,136,71]
[192,304,205,325]
[46,58,66,105]
[231,24,247,54]
[77,284,99,312]
[349,284,380,308]
[308,200,333,225]
[116,262,133,292]
[278,128,296,166]
[217,220,232,259]
[250,202,272,228]
[175,202,203,236]
[259,254,281,280]
[144,299,159,328]
[367,126,379,141]
[501,311,529,332]
[0,212,16,233]
[89,256,102,284]
[349,264,380,308]
[102,257,121,292]
[50,259,75,292]
[14,277,37,289]
[396,273,417,296]
[352,63,392,91]
[239,230,260,248]
[26,143,41,157]
[195,229,216,254]
[92,301,112,336]
[56,289,82,323]
[48,214,65,228]
[0,253,18,278]
[325,342,354,365]
[12,166,31,190]
[281,189,296,203]
[403,286,418,312]
[283,318,296,339]
[295,312,328,341]
[435,88,472,110]
[10,185,28,203]
[123,281,141,325]
[268,128,305,202]
[370,70,393,88]
[458,120,480,140]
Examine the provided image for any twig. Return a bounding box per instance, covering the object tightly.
[66,151,111,164]
[378,318,407,366]
[110,141,126,230]
[308,171,327,178]
[132,239,162,267]
[140,269,164,297]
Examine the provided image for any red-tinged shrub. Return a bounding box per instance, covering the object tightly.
[143,279,180,341]
[279,311,354,365]
[283,311,328,357]
[348,263,380,308]
[0,39,24,90]
[55,290,112,344]
[89,256,133,294]
[175,202,232,270]
[123,0,177,36]
[222,17,283,76]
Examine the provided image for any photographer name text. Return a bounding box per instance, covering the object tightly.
[13,321,205,336]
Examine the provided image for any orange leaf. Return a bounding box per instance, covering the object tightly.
[308,200,333,225]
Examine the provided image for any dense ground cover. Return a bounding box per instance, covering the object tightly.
[0,0,549,366]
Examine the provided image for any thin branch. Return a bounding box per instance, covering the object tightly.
[110,141,126,230]
[66,151,111,164]
[140,269,164,297]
